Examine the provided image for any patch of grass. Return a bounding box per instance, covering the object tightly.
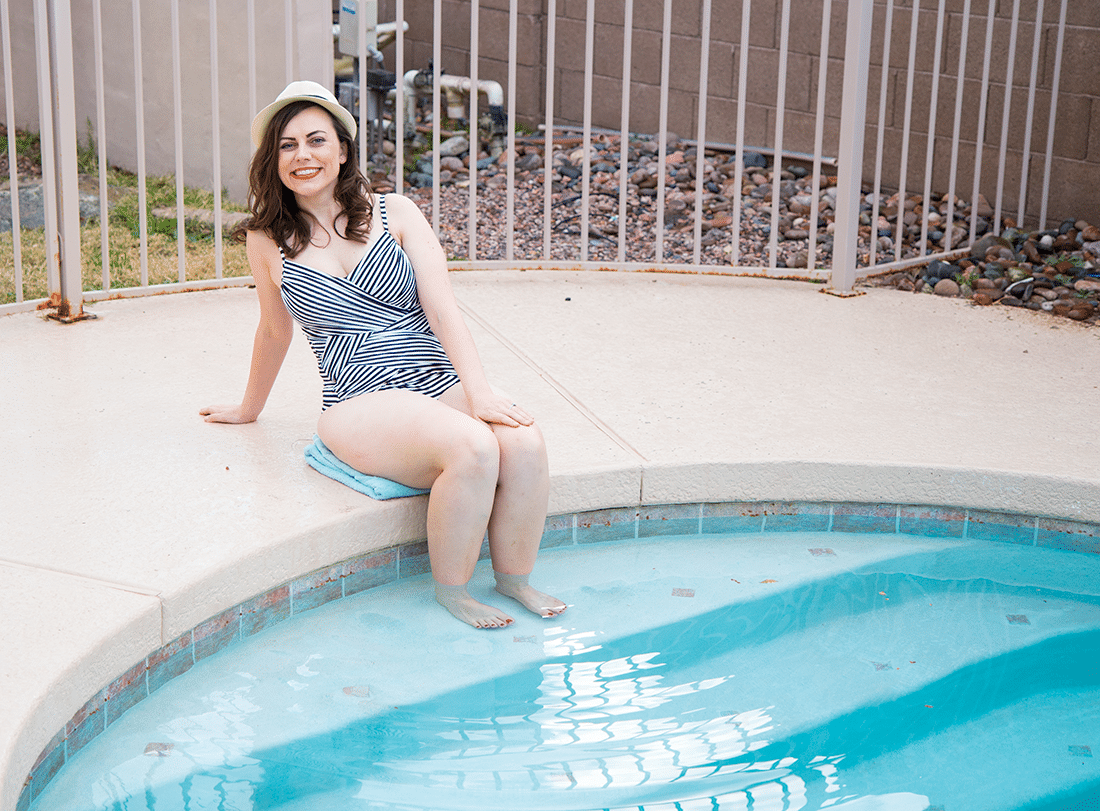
[0,127,253,305]
[0,224,250,304]
[0,129,41,165]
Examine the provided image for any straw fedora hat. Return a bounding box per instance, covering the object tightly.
[251,80,357,147]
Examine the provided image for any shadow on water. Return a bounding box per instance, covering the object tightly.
[82,549,1100,811]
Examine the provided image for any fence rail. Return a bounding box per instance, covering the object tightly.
[0,0,1080,318]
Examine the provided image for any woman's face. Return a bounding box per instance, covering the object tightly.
[276,105,348,198]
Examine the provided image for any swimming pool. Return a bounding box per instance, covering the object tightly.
[26,527,1100,811]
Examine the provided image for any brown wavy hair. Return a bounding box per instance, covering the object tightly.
[233,99,373,257]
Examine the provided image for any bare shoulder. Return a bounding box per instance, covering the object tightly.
[245,227,279,256]
[382,192,430,233]
[245,228,283,287]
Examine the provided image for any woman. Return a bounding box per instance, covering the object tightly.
[201,81,565,629]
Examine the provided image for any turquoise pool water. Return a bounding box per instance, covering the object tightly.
[29,532,1100,810]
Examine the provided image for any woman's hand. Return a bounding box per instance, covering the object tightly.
[199,404,258,424]
[468,391,534,429]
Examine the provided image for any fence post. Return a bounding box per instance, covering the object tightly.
[830,0,874,293]
[34,0,87,321]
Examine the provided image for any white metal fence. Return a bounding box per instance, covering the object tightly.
[0,0,1076,318]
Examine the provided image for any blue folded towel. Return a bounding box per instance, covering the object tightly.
[304,436,430,500]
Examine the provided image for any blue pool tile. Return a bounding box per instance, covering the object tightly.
[64,693,105,757]
[899,505,967,538]
[968,510,1036,546]
[761,502,831,533]
[24,729,66,806]
[147,633,194,694]
[105,659,148,726]
[540,513,575,549]
[241,585,291,637]
[576,507,637,545]
[832,503,898,534]
[1036,517,1100,555]
[291,564,344,614]
[398,540,431,578]
[637,504,700,538]
[343,549,398,596]
[701,502,766,534]
[1069,745,1093,758]
[194,607,242,662]
[1006,614,1030,625]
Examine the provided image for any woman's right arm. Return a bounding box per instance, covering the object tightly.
[200,230,295,424]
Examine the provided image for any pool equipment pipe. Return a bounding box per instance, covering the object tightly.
[403,69,508,156]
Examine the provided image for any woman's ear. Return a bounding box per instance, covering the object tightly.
[340,140,348,164]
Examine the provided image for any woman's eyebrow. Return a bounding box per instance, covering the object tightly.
[280,130,326,142]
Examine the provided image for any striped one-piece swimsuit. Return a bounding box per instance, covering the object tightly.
[279,194,460,410]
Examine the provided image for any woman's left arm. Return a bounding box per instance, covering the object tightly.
[386,193,531,428]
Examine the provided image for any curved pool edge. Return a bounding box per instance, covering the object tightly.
[8,460,1100,811]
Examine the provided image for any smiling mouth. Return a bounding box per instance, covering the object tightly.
[291,167,322,179]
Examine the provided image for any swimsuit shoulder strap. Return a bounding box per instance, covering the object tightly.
[377,193,388,232]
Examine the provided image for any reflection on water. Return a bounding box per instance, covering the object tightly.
[53,560,1100,811]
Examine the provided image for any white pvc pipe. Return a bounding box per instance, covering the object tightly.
[402,72,505,127]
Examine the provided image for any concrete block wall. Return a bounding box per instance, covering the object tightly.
[377,0,1099,227]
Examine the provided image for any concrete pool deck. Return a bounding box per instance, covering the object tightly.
[2,269,1099,809]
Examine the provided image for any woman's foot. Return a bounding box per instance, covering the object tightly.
[434,580,514,629]
[494,571,567,618]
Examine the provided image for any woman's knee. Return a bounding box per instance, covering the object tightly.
[446,420,501,481]
[495,422,548,468]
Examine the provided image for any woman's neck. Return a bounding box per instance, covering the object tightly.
[295,190,341,232]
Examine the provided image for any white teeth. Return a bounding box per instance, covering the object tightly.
[293,168,320,178]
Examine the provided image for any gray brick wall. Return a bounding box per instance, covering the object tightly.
[378,0,1098,227]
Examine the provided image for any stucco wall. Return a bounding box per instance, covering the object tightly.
[1,0,333,203]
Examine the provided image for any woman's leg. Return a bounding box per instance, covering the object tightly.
[317,388,514,628]
[438,387,566,618]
